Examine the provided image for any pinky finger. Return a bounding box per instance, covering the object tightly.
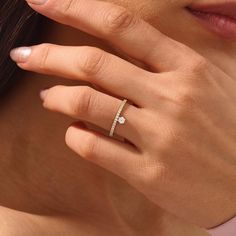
[65,122,141,181]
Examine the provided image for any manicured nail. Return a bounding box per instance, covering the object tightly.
[10,47,32,63]
[26,0,48,5]
[40,89,49,101]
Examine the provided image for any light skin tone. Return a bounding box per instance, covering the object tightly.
[1,0,236,235]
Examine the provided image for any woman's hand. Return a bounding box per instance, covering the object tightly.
[10,0,236,229]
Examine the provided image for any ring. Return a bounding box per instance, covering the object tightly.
[109,99,128,137]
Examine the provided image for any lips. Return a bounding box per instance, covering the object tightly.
[186,2,236,40]
[188,2,236,19]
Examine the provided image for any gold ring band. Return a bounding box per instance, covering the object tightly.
[109,99,128,137]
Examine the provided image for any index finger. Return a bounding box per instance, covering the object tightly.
[26,0,196,72]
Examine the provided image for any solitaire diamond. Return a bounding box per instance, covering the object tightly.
[118,116,126,124]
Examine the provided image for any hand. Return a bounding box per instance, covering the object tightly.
[10,0,236,229]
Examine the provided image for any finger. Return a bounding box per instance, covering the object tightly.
[41,85,143,146]
[65,122,141,181]
[25,0,195,72]
[11,44,153,107]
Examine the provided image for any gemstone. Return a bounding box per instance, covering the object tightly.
[118,116,126,124]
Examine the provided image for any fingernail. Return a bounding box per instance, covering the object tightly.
[40,89,49,101]
[26,0,47,5]
[10,47,32,63]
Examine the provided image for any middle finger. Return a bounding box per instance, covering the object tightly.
[11,44,153,108]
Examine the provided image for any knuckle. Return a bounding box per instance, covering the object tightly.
[79,47,106,77]
[186,56,209,74]
[61,0,78,17]
[81,134,100,160]
[70,86,94,116]
[180,57,211,87]
[103,6,138,34]
[175,87,199,111]
[38,43,52,70]
[135,160,169,191]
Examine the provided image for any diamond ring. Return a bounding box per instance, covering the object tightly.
[109,99,128,137]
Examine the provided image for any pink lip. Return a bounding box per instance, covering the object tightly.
[188,2,236,18]
[186,2,236,40]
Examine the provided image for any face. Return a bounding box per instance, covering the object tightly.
[108,0,236,76]
[0,0,235,226]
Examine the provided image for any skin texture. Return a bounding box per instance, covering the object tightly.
[1,0,236,235]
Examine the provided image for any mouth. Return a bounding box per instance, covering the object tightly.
[186,2,236,40]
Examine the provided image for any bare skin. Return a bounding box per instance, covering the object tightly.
[0,0,235,235]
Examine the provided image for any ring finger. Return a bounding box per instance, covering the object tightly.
[41,85,143,146]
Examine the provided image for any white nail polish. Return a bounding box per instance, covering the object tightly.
[10,47,32,63]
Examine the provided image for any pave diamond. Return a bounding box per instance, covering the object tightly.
[118,116,126,124]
